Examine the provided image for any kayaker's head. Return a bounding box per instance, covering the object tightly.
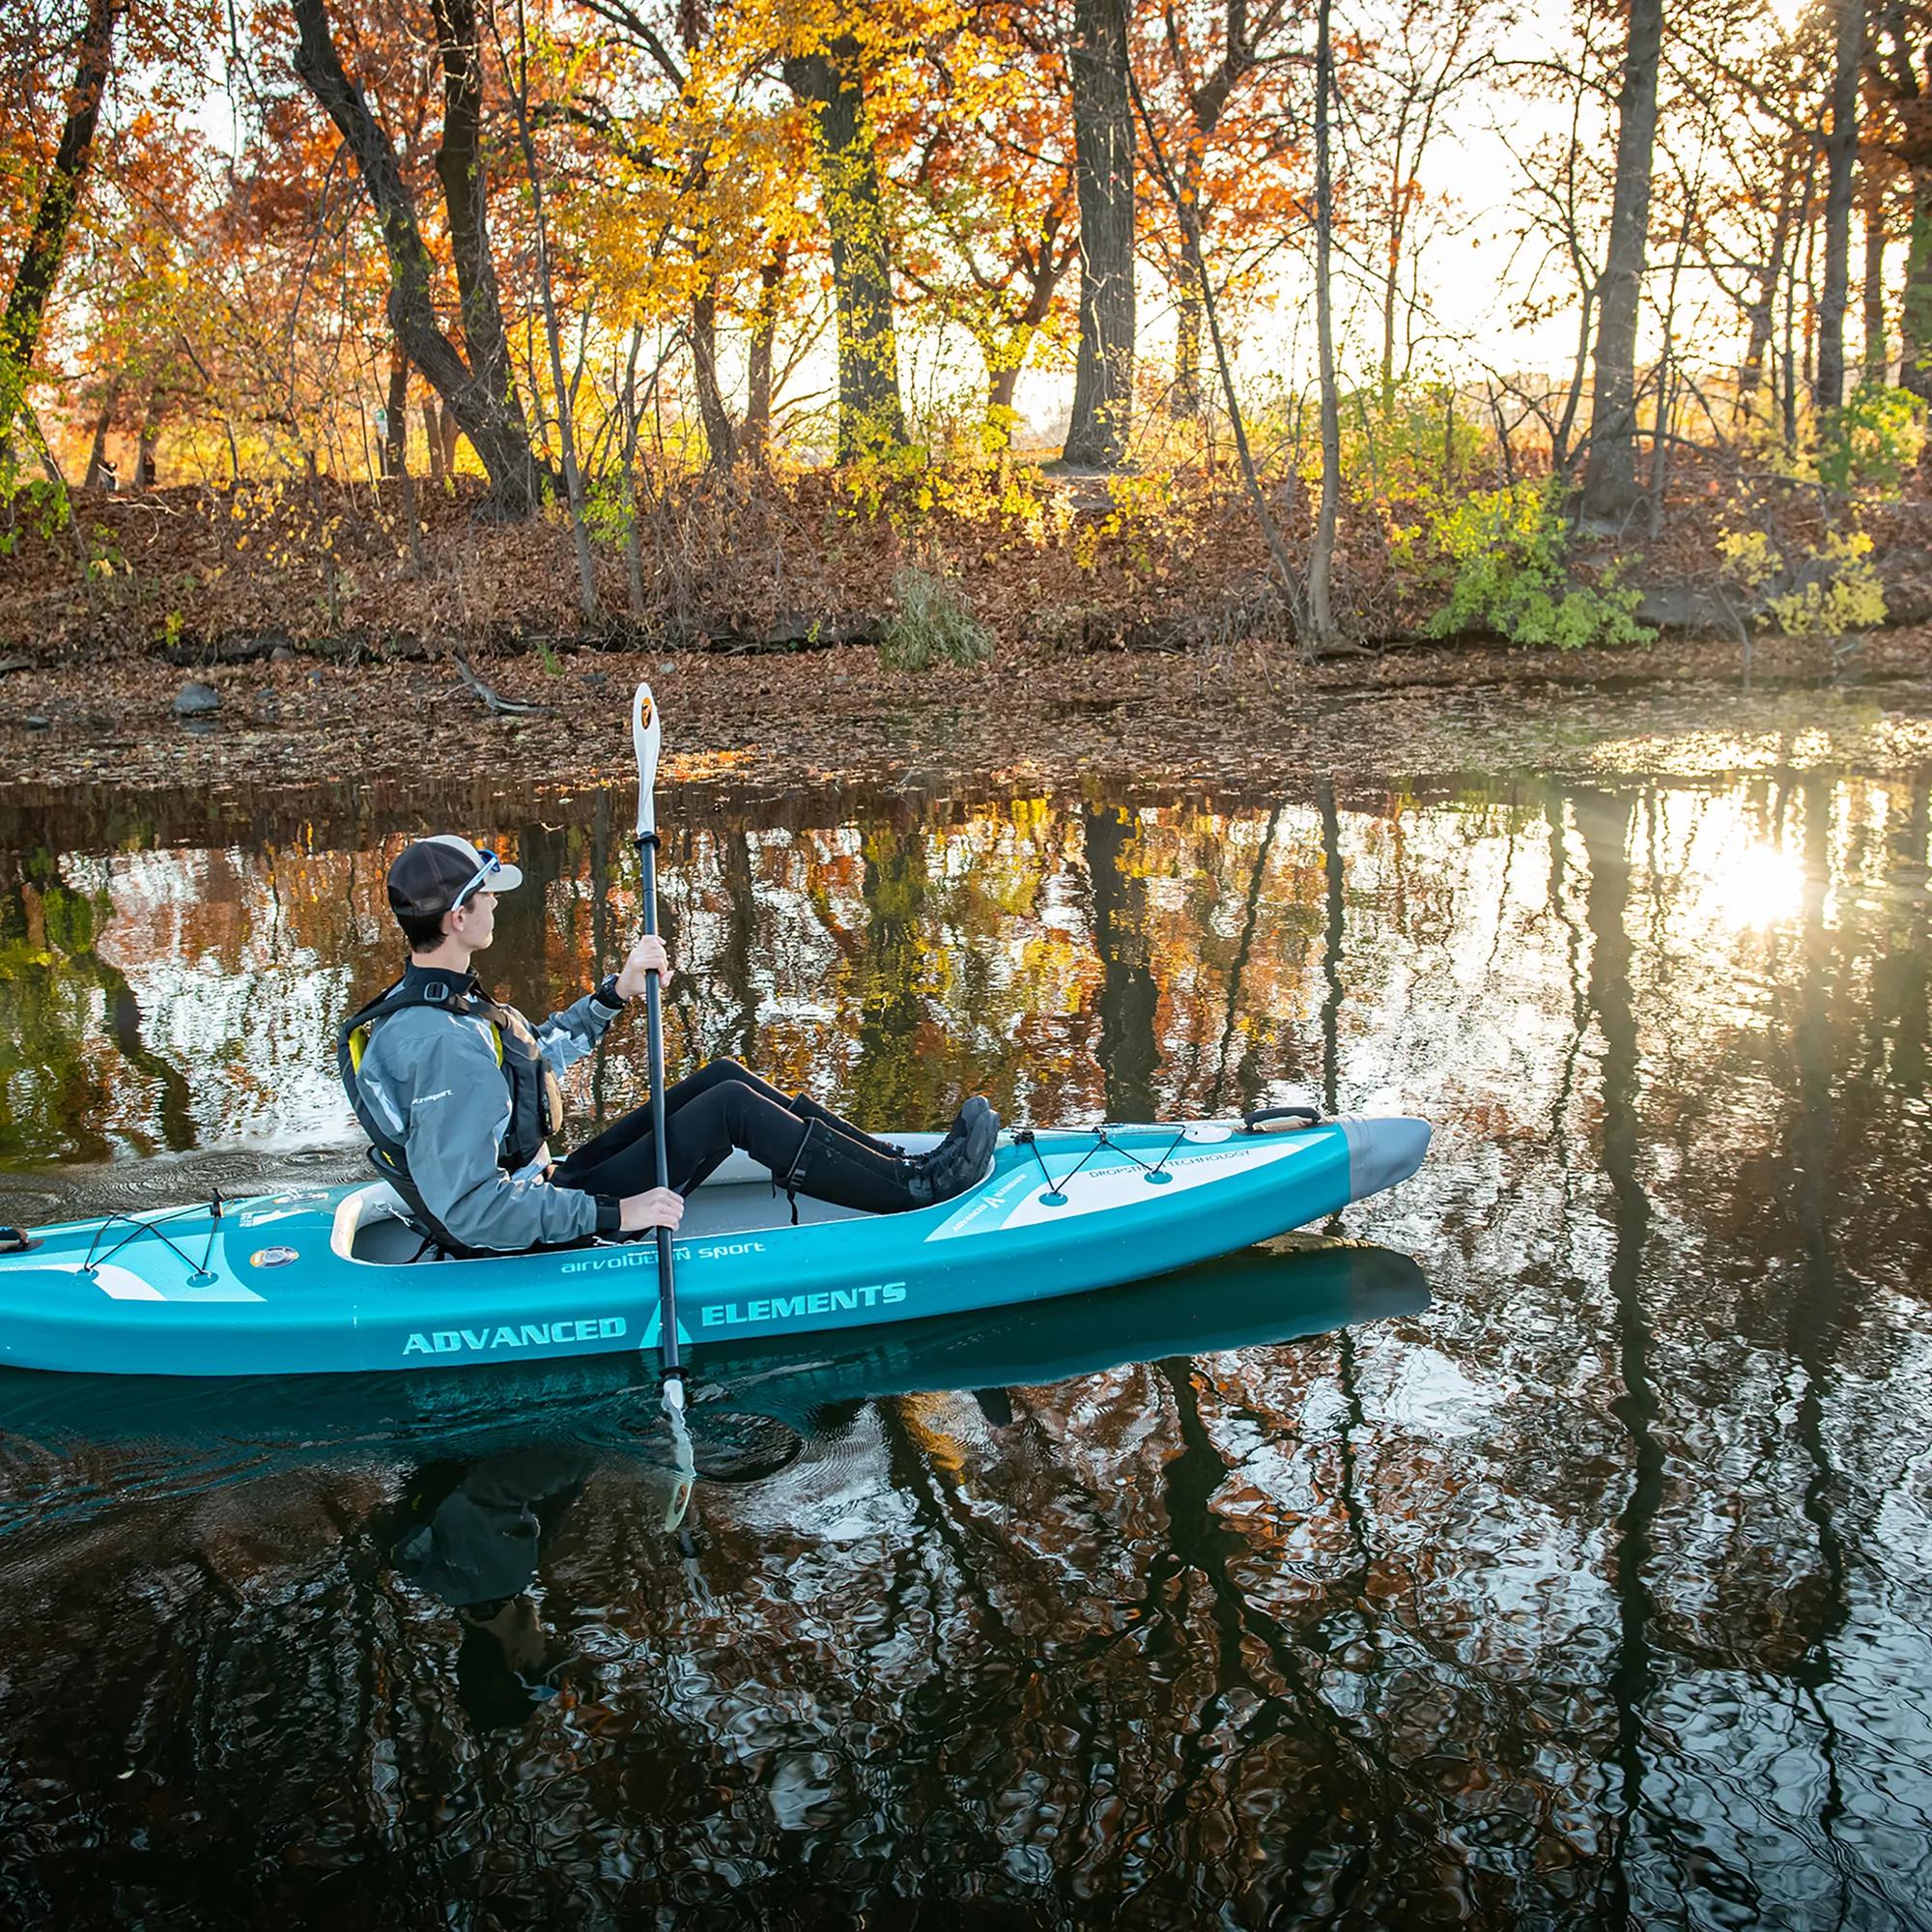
[387,835,525,968]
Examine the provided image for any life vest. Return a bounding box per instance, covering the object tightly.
[337,970,565,1251]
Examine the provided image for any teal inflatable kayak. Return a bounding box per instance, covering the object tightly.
[0,1114,1429,1378]
[0,1238,1429,1463]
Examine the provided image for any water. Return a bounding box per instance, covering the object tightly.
[0,765,1928,1927]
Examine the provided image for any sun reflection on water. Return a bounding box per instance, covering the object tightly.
[1699,838,1810,932]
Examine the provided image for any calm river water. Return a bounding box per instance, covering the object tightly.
[0,763,1927,1928]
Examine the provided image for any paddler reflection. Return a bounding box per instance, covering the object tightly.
[380,1424,791,1730]
[383,1441,626,1731]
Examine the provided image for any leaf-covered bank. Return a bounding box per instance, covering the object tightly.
[4,624,1931,803]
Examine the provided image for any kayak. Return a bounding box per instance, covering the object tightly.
[0,1114,1430,1378]
[0,1236,1430,1461]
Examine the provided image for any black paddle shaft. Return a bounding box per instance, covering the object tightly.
[636,828,680,1381]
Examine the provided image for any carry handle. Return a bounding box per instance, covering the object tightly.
[1240,1105,1321,1133]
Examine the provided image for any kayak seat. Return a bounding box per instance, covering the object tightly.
[331,1182,432,1264]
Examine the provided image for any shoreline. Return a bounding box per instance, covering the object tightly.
[2,630,1931,805]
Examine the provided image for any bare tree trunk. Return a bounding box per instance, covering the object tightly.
[82,379,117,487]
[1741,143,1802,399]
[984,235,1070,440]
[1308,0,1342,645]
[1551,294,1594,475]
[1379,97,1416,399]
[1063,0,1135,466]
[1904,167,1932,400]
[1124,26,1306,637]
[1579,0,1663,525]
[1863,175,1889,378]
[1803,156,1820,393]
[622,326,646,619]
[744,241,788,459]
[690,283,735,470]
[497,0,598,619]
[0,0,125,447]
[423,398,445,480]
[1783,161,1807,447]
[1816,0,1863,412]
[1170,279,1203,419]
[428,0,536,495]
[292,0,541,512]
[384,351,409,477]
[1874,11,1932,395]
[133,391,157,491]
[783,43,906,460]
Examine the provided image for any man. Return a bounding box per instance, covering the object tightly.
[339,834,998,1256]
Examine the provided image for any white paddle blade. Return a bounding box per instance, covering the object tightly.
[632,682,662,838]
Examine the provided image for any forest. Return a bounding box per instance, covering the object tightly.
[2,0,1929,668]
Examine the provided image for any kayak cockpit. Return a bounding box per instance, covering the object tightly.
[328,1145,898,1266]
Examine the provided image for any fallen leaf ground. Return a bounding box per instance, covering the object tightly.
[3,627,1929,809]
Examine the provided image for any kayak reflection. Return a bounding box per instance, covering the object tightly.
[702,1234,1430,1441]
[0,1237,1429,1472]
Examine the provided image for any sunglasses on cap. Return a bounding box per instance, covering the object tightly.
[451,849,503,910]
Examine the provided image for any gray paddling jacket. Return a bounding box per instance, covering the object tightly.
[340,963,627,1253]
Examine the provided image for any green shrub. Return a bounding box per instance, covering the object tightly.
[1341,380,1488,509]
[880,562,992,670]
[1404,481,1652,650]
[1816,383,1926,498]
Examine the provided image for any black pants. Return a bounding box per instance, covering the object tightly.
[552,1059,812,1200]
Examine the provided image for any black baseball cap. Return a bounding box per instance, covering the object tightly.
[387,835,526,921]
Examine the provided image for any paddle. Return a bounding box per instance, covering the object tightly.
[631,683,695,1525]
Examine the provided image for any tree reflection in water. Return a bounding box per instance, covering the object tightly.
[0,767,1928,1927]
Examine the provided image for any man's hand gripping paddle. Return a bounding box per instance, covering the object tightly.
[633,683,695,1531]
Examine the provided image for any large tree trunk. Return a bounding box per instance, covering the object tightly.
[291,0,540,512]
[427,0,534,482]
[1579,0,1664,525]
[690,284,735,470]
[783,43,905,461]
[1817,0,1863,412]
[1063,0,1135,466]
[0,0,125,431]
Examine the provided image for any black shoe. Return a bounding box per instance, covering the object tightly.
[909,1097,999,1207]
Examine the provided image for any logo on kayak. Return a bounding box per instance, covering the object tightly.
[700,1280,906,1328]
[401,1314,627,1357]
[249,1246,299,1268]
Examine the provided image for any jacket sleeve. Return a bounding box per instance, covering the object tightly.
[533,985,626,1080]
[397,1017,607,1252]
